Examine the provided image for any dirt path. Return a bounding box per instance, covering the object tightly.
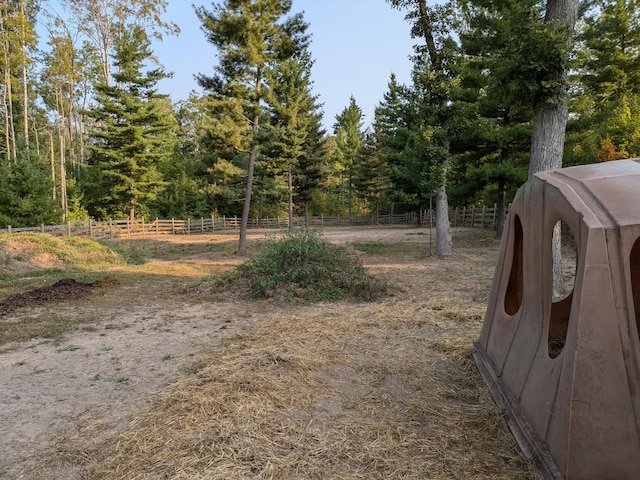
[0,226,513,479]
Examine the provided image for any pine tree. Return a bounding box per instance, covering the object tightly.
[453,0,534,236]
[567,0,640,164]
[354,129,391,220]
[84,25,174,221]
[295,111,327,224]
[387,0,457,256]
[375,72,431,217]
[195,0,309,254]
[333,96,365,219]
[263,53,324,228]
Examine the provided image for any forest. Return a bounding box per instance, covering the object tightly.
[0,0,636,238]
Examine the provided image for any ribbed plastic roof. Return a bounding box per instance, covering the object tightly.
[538,158,640,228]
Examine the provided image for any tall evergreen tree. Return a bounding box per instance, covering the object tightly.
[354,129,391,220]
[84,25,174,221]
[567,0,640,164]
[387,0,457,256]
[195,0,309,254]
[454,0,534,236]
[333,96,365,219]
[375,74,419,212]
[295,110,327,223]
[264,53,324,228]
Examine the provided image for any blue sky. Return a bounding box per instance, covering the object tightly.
[153,1,417,132]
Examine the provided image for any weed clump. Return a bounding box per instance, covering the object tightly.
[235,229,386,302]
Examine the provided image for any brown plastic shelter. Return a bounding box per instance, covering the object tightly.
[474,159,640,479]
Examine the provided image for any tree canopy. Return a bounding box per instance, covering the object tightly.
[0,0,634,242]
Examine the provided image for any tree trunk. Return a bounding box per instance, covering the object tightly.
[288,166,294,231]
[529,101,569,176]
[238,140,257,254]
[19,0,28,147]
[435,185,452,256]
[50,132,56,200]
[59,133,68,221]
[238,68,262,255]
[528,0,579,297]
[4,34,16,162]
[496,178,506,239]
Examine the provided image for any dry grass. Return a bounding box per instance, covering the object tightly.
[21,227,541,479]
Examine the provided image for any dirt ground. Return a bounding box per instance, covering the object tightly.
[0,226,529,479]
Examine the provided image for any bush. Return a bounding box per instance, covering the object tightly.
[235,228,386,302]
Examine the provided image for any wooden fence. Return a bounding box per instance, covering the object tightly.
[0,206,507,239]
[448,204,509,229]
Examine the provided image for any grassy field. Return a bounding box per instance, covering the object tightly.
[0,227,541,479]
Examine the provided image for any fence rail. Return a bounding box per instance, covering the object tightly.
[0,206,508,239]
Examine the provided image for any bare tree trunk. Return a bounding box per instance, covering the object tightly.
[59,133,68,221]
[238,69,262,255]
[435,185,452,256]
[238,139,257,254]
[496,178,506,239]
[528,0,579,298]
[19,0,27,147]
[3,33,16,162]
[50,131,56,200]
[2,69,9,161]
[288,165,293,231]
[529,102,569,176]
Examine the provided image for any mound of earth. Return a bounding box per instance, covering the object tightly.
[0,277,119,316]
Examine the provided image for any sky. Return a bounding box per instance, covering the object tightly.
[152,0,418,132]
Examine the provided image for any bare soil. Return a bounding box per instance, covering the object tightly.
[0,226,537,479]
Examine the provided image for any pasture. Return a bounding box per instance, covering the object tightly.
[0,226,540,479]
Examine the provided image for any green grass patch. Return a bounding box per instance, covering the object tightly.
[228,228,387,302]
[101,240,149,265]
[0,233,125,271]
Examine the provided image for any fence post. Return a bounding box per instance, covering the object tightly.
[493,203,497,228]
[8,225,11,234]
[156,217,159,234]
[89,219,93,237]
[211,215,215,231]
[172,218,175,235]
[142,217,145,235]
[187,218,191,234]
[67,221,72,237]
[41,224,45,233]
[109,219,113,239]
[481,206,486,228]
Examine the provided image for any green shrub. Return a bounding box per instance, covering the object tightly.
[235,228,386,302]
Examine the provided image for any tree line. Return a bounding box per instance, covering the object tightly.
[0,0,634,253]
